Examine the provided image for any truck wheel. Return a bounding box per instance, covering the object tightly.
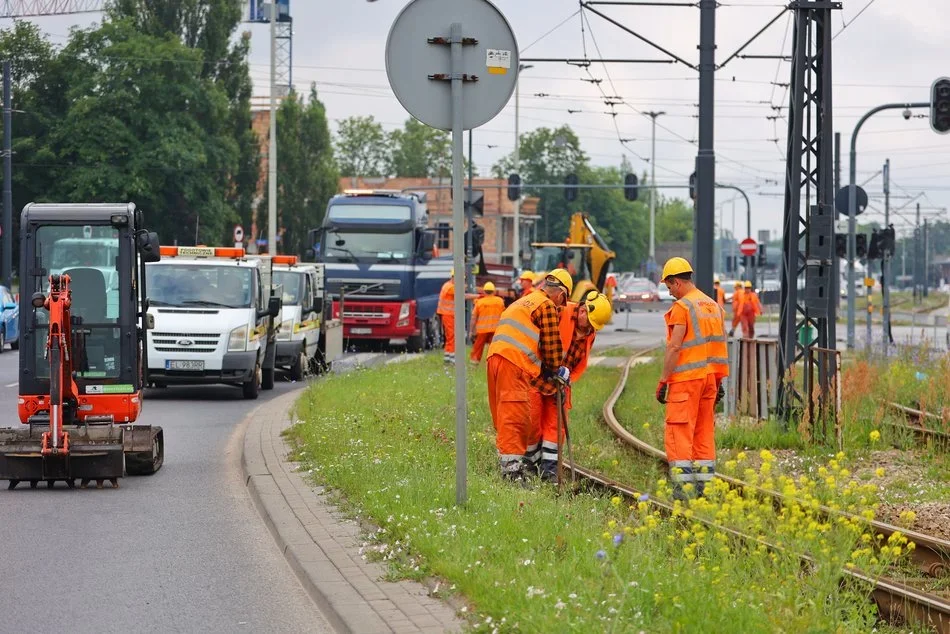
[126,429,164,476]
[290,349,306,381]
[262,366,275,390]
[0,328,5,354]
[243,363,261,399]
[427,318,443,350]
[407,319,426,353]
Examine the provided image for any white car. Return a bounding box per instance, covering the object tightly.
[657,285,674,303]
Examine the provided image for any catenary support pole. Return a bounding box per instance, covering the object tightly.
[882,158,891,355]
[847,102,928,348]
[647,111,664,265]
[268,3,278,254]
[694,0,716,296]
[449,23,467,506]
[2,60,11,288]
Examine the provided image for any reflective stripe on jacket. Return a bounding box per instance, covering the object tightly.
[665,288,729,382]
[473,295,505,334]
[558,302,594,382]
[437,280,454,315]
[487,289,550,377]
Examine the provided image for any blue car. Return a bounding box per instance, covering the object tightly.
[0,285,19,352]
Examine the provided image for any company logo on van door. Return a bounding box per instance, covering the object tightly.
[177,338,195,347]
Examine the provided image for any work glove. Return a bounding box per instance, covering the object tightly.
[716,383,725,404]
[656,381,668,405]
[556,366,571,385]
[728,328,735,337]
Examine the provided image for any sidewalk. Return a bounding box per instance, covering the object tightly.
[242,388,463,634]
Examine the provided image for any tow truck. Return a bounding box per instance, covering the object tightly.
[256,255,343,380]
[144,246,281,399]
[0,202,165,489]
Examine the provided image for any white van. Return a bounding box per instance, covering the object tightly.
[144,246,280,399]
[271,259,342,380]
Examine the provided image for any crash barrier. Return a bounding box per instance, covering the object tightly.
[802,346,842,449]
[724,338,779,420]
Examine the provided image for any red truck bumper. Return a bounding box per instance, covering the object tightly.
[332,300,419,339]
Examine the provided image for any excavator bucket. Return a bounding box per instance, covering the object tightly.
[0,423,163,489]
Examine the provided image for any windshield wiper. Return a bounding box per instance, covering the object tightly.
[181,300,242,309]
[326,230,362,263]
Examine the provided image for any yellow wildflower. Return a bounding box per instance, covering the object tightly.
[611,496,621,507]
[875,467,885,478]
[869,430,881,442]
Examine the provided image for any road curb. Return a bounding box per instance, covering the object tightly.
[241,385,462,634]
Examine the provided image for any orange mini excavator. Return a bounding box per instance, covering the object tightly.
[0,203,165,489]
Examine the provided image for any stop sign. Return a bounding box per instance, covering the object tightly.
[739,237,758,257]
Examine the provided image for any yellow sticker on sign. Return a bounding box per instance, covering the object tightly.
[488,67,507,75]
[486,48,511,75]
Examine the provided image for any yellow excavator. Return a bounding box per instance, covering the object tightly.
[529,212,616,303]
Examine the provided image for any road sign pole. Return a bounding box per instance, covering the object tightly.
[449,22,468,507]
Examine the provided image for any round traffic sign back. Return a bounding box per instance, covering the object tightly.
[234,225,244,242]
[385,0,519,131]
[739,238,758,257]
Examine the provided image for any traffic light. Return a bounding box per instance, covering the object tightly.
[688,172,697,201]
[868,229,883,260]
[564,173,579,202]
[507,173,521,201]
[623,173,639,201]
[757,244,766,267]
[464,222,485,257]
[855,233,867,259]
[882,224,896,256]
[930,77,950,135]
[835,233,847,258]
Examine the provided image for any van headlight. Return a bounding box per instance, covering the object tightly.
[276,319,294,340]
[396,301,411,327]
[228,325,248,351]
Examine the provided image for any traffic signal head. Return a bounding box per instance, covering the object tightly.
[835,233,847,258]
[931,77,950,135]
[855,233,867,259]
[564,173,579,202]
[868,229,883,260]
[689,172,697,201]
[882,225,896,257]
[757,244,766,267]
[507,173,521,201]
[624,173,639,201]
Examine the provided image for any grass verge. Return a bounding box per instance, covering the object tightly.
[286,353,910,632]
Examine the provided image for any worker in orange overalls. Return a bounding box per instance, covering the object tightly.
[530,291,612,482]
[437,268,456,363]
[518,270,535,297]
[713,276,725,309]
[468,281,505,365]
[729,280,744,337]
[738,280,761,339]
[487,269,573,481]
[656,257,729,500]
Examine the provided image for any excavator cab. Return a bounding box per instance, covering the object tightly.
[529,212,616,304]
[0,203,165,489]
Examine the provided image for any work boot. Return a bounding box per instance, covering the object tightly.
[694,481,707,498]
[671,483,690,502]
[538,459,558,484]
[500,460,528,484]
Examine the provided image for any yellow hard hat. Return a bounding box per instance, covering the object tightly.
[519,270,534,280]
[584,293,612,332]
[482,281,496,293]
[714,275,721,284]
[734,281,742,287]
[744,280,753,288]
[661,257,693,281]
[545,268,574,295]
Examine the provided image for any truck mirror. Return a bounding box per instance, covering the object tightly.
[145,313,155,330]
[139,231,161,263]
[304,248,316,261]
[419,231,436,261]
[267,295,282,318]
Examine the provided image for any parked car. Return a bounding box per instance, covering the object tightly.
[657,283,674,303]
[0,285,19,352]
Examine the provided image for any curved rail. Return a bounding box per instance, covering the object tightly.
[883,401,950,449]
[567,349,950,632]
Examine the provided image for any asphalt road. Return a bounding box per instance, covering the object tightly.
[0,348,332,634]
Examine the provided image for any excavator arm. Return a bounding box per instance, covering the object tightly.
[567,212,616,300]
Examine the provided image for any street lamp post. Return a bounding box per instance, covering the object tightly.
[513,63,533,269]
[646,111,665,269]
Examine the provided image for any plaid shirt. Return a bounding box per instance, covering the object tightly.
[529,300,563,392]
[534,304,594,395]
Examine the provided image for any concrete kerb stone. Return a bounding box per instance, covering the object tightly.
[241,385,465,634]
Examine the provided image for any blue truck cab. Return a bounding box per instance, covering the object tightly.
[305,189,448,351]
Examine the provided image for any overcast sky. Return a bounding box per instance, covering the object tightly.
[10,0,950,242]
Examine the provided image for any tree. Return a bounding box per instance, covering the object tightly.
[389,118,449,177]
[335,115,389,178]
[257,85,338,256]
[573,166,648,271]
[655,197,694,243]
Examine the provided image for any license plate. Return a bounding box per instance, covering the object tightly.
[166,360,205,371]
[350,328,372,335]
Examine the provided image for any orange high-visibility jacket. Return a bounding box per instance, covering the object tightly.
[437,280,454,315]
[664,288,729,382]
[558,302,595,382]
[472,294,505,334]
[741,291,762,318]
[487,289,552,378]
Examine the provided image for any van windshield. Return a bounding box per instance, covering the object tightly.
[146,264,254,308]
[273,271,305,305]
